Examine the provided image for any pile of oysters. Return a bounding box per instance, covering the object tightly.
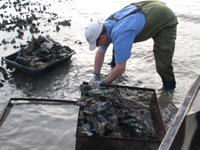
[77,83,156,139]
[15,35,73,70]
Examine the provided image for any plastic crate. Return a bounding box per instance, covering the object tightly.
[3,50,75,76]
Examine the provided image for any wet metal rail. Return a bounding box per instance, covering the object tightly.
[158,75,200,150]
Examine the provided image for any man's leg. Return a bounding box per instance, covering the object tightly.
[153,25,177,90]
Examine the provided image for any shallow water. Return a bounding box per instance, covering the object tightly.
[0,0,200,149]
[0,102,79,150]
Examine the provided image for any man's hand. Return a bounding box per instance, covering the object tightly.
[93,72,101,81]
[99,80,106,85]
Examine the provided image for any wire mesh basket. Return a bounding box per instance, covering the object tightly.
[75,83,166,150]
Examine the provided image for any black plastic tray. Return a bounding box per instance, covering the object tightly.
[3,50,75,76]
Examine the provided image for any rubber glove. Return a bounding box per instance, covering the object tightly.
[93,72,101,81]
[99,80,106,85]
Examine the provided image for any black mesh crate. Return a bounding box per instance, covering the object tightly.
[75,83,166,150]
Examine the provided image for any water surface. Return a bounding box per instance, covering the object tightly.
[0,0,200,149]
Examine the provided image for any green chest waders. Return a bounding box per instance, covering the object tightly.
[134,0,178,89]
[109,1,178,89]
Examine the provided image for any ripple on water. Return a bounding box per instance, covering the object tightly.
[0,103,79,150]
[0,117,19,138]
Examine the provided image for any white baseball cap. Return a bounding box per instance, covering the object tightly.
[85,21,103,51]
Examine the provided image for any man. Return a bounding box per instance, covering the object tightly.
[85,0,178,90]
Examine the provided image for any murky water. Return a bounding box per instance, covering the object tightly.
[0,0,200,149]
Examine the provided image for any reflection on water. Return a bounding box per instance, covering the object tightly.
[0,0,200,149]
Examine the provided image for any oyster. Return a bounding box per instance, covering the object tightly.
[14,35,73,70]
[77,83,156,139]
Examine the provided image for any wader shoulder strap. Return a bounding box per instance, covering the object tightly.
[108,7,142,22]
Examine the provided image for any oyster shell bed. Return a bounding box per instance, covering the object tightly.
[14,35,74,70]
[77,84,156,139]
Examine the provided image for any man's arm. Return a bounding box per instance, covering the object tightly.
[104,61,126,84]
[94,47,107,74]
[94,47,126,85]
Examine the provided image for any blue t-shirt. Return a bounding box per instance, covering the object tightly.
[100,4,145,64]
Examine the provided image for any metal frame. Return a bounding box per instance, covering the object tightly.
[0,98,77,122]
[76,82,166,150]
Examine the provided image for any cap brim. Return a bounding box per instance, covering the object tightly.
[89,42,96,51]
